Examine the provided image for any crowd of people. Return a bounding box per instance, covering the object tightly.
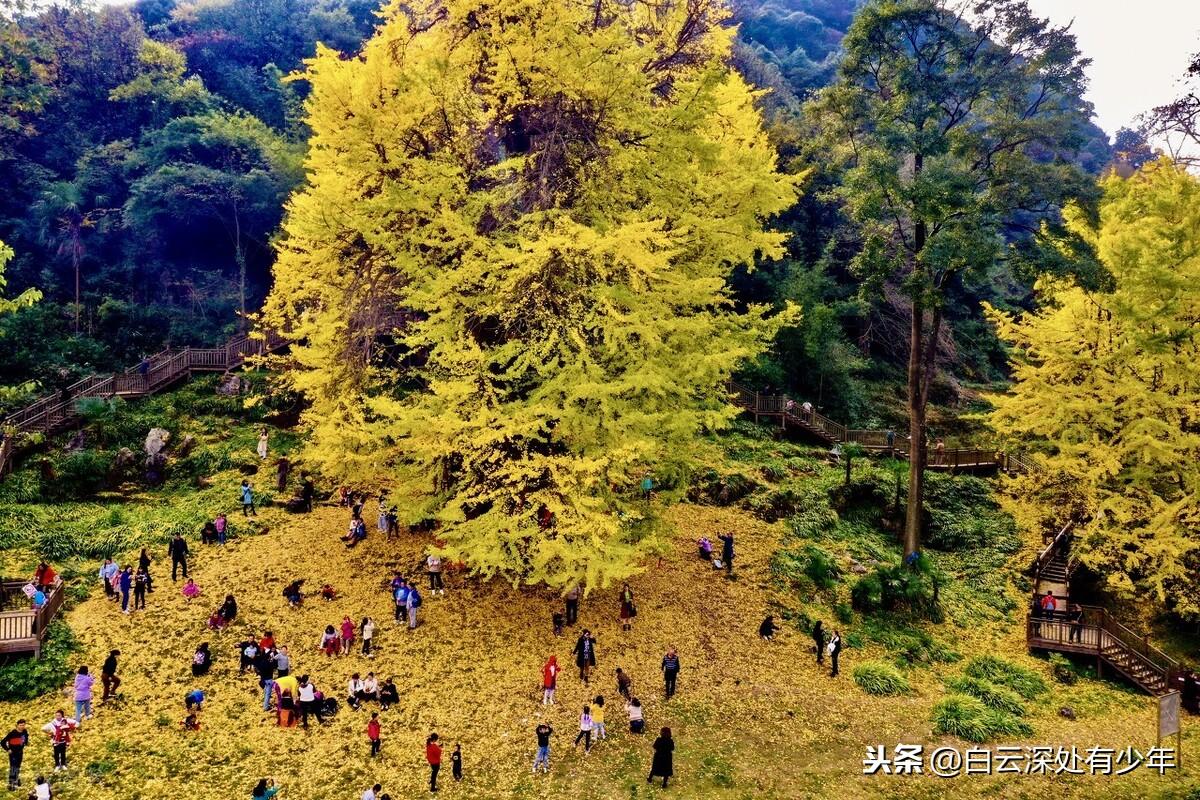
[3,437,816,798]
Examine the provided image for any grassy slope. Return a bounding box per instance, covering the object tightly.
[0,398,1195,799]
[0,499,1194,799]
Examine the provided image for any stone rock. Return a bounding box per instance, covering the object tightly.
[64,429,87,452]
[216,374,243,396]
[114,447,137,470]
[144,451,167,487]
[1058,706,1076,720]
[177,434,197,458]
[850,562,869,575]
[145,427,171,457]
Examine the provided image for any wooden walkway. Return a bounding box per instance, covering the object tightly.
[0,578,66,657]
[727,381,1030,473]
[0,330,287,476]
[1026,520,1183,696]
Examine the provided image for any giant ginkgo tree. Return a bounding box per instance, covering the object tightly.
[263,0,800,588]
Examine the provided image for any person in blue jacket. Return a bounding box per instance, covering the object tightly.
[119,565,133,613]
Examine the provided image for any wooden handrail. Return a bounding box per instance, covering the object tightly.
[1,328,289,440]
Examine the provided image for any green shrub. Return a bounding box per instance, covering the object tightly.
[1048,653,1078,685]
[932,695,1033,743]
[50,450,111,500]
[867,626,961,666]
[0,622,79,701]
[698,753,735,788]
[945,675,1026,716]
[963,655,1047,700]
[803,545,840,589]
[0,469,41,503]
[834,602,854,624]
[788,506,838,539]
[851,554,943,621]
[853,661,911,696]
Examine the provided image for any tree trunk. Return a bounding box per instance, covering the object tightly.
[904,290,925,558]
[844,451,851,486]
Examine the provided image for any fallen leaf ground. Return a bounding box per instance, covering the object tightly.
[1,503,1195,799]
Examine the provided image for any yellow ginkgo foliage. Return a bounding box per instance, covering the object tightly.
[987,160,1200,616]
[262,0,802,590]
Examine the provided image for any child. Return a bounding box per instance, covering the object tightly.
[184,689,205,713]
[532,723,553,774]
[366,713,381,757]
[283,580,303,607]
[181,578,200,601]
[319,626,339,656]
[698,536,712,561]
[33,775,51,800]
[320,584,337,601]
[573,706,593,753]
[592,696,606,741]
[552,611,564,637]
[616,668,632,701]
[214,513,227,545]
[451,743,462,782]
[182,713,201,731]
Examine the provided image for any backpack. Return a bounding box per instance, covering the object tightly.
[410,589,423,608]
[320,697,340,717]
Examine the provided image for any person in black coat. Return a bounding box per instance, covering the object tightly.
[168,533,190,581]
[812,620,825,664]
[647,727,674,788]
[717,533,734,576]
[573,630,597,685]
[759,616,777,641]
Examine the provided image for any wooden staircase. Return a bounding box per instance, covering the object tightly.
[0,329,287,473]
[727,380,1026,473]
[1027,520,1181,696]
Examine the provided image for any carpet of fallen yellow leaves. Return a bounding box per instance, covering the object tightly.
[1,503,1194,799]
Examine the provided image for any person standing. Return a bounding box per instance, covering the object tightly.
[46,710,76,772]
[100,650,120,703]
[542,655,559,705]
[1068,603,1084,643]
[717,533,734,576]
[301,475,315,513]
[257,428,269,460]
[275,455,290,493]
[137,548,154,592]
[564,585,580,626]
[661,648,680,699]
[297,676,322,729]
[2,719,28,790]
[532,723,553,773]
[573,630,597,685]
[72,668,94,725]
[241,480,257,516]
[426,733,442,792]
[829,629,842,678]
[361,617,376,656]
[426,554,444,595]
[366,713,382,757]
[406,586,423,630]
[647,727,675,788]
[450,743,462,782]
[118,565,132,614]
[340,616,356,655]
[214,512,228,545]
[812,621,826,665]
[393,579,410,624]
[133,568,149,610]
[168,533,189,581]
[573,706,593,754]
[618,584,636,632]
[98,559,118,600]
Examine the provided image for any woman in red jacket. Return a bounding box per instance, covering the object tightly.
[541,655,559,706]
[426,733,442,792]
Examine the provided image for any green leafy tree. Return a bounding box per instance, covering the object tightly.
[805,0,1096,556]
[264,0,800,589]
